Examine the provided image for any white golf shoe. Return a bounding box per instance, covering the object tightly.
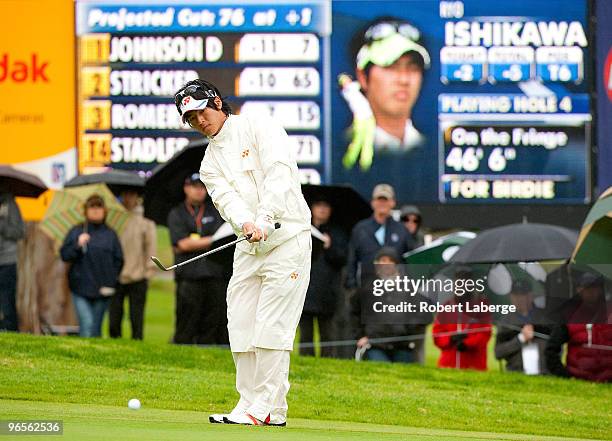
[208,413,228,424]
[209,408,256,424]
[223,412,286,427]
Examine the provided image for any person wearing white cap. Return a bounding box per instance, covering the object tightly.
[339,17,431,171]
[174,79,312,426]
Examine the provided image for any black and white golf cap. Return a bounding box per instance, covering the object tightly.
[175,84,218,123]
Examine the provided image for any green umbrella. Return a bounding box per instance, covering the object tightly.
[40,183,129,250]
[572,187,612,279]
[404,231,475,264]
[403,231,476,280]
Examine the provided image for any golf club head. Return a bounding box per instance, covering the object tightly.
[150,256,169,271]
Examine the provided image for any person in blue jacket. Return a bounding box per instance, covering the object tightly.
[60,194,123,337]
[345,183,414,290]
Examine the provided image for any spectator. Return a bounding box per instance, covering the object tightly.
[351,247,431,363]
[60,195,123,337]
[167,173,227,345]
[300,197,348,357]
[546,273,612,382]
[494,279,551,375]
[0,190,25,331]
[345,183,414,290]
[399,205,424,247]
[433,268,492,370]
[109,189,157,340]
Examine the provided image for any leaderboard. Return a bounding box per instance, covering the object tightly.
[76,1,330,183]
[440,20,588,85]
[437,13,591,204]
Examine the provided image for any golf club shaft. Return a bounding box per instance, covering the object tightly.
[151,222,280,271]
[169,236,248,270]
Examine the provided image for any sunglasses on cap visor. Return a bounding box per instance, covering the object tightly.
[364,21,421,44]
[174,85,217,115]
[185,172,203,184]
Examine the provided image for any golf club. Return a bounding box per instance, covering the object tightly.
[150,222,281,272]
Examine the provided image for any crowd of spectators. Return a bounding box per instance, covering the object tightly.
[1,181,611,382]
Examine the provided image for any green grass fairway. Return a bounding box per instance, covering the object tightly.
[1,334,610,440]
[114,278,502,367]
[0,400,601,441]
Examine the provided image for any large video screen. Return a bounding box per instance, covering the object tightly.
[76,0,592,205]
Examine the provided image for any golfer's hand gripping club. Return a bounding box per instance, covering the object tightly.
[244,216,276,243]
[150,223,280,271]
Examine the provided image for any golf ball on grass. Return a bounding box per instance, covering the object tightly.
[128,398,141,410]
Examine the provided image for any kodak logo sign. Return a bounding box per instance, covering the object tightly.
[0,53,49,83]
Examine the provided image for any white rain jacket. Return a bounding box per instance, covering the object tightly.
[200,113,311,255]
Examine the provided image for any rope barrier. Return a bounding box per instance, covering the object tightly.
[298,325,612,355]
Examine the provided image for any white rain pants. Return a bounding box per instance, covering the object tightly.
[227,230,311,422]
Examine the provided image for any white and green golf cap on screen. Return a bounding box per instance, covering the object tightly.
[356,32,431,70]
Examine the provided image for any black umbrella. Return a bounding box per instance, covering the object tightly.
[301,184,372,233]
[450,222,578,264]
[64,169,145,195]
[143,137,244,269]
[144,139,208,226]
[0,165,47,198]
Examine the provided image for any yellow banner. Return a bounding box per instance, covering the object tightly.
[0,0,76,220]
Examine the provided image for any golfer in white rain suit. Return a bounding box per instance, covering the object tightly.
[174,79,311,426]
